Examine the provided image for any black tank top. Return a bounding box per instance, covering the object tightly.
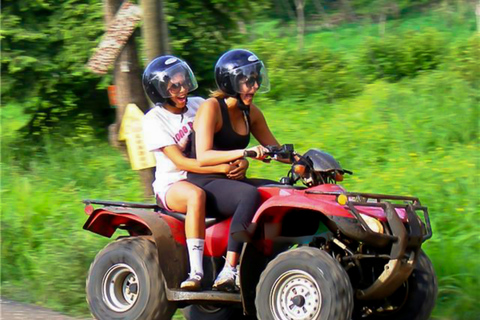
[189,98,250,158]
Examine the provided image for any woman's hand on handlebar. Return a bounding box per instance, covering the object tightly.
[244,145,269,160]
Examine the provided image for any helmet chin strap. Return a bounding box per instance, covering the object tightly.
[162,97,189,121]
[165,97,186,108]
[162,97,189,109]
[234,93,250,133]
[235,93,250,112]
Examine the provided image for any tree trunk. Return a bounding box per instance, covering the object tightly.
[104,0,154,198]
[339,0,356,22]
[379,12,386,37]
[295,0,305,50]
[476,1,480,34]
[139,0,172,199]
[141,0,170,63]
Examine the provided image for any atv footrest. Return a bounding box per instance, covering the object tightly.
[166,289,241,303]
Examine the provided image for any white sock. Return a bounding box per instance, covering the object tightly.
[224,260,237,271]
[187,238,204,277]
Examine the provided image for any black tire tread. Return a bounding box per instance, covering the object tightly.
[86,236,176,320]
[362,250,438,320]
[255,246,353,320]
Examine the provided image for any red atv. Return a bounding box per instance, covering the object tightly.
[83,145,437,320]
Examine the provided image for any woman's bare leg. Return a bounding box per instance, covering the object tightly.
[165,181,206,238]
[165,181,206,290]
[225,251,239,268]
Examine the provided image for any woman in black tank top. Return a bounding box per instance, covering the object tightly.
[187,49,288,292]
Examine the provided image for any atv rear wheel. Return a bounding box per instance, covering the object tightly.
[86,236,176,320]
[354,250,437,320]
[255,247,353,320]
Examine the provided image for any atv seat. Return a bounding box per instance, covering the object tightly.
[156,197,218,228]
[161,210,218,228]
[261,184,306,190]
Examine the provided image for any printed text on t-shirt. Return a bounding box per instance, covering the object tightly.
[174,121,194,144]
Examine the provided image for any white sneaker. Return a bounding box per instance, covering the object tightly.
[180,272,202,291]
[212,264,238,292]
[235,270,240,290]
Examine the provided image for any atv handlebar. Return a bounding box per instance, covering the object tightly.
[243,150,258,158]
[243,144,295,160]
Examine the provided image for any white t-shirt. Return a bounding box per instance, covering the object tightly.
[143,97,204,200]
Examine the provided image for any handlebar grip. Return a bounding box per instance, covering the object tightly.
[244,150,258,158]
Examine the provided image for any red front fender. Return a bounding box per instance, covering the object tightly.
[252,193,353,224]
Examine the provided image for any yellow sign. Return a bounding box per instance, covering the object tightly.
[119,104,156,170]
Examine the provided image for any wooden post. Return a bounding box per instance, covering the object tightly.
[295,0,305,50]
[104,0,154,198]
[476,1,480,34]
[141,0,170,62]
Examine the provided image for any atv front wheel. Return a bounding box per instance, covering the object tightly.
[354,250,438,320]
[86,236,176,320]
[255,247,353,320]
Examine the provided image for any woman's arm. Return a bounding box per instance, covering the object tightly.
[162,144,233,174]
[193,99,245,166]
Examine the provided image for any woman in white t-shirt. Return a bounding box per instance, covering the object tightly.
[142,56,241,291]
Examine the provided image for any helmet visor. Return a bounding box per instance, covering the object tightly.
[151,62,198,98]
[230,61,270,94]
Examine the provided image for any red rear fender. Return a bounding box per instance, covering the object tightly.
[83,207,188,288]
[83,208,150,237]
[84,207,231,258]
[84,208,187,244]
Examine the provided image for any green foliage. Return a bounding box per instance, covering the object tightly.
[1,0,270,136]
[448,34,480,87]
[359,28,446,81]
[247,38,362,103]
[166,0,270,91]
[1,0,110,135]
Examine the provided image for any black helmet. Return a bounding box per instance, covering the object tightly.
[214,49,270,96]
[142,55,198,105]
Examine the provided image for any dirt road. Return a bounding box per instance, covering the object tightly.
[0,298,89,320]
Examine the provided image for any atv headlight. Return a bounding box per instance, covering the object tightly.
[360,213,384,234]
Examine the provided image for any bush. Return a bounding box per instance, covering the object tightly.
[246,38,362,103]
[448,34,480,87]
[359,28,445,81]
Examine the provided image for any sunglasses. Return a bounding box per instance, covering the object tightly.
[167,82,189,95]
[240,75,263,89]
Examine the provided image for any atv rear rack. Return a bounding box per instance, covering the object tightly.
[83,199,160,209]
[82,199,218,226]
